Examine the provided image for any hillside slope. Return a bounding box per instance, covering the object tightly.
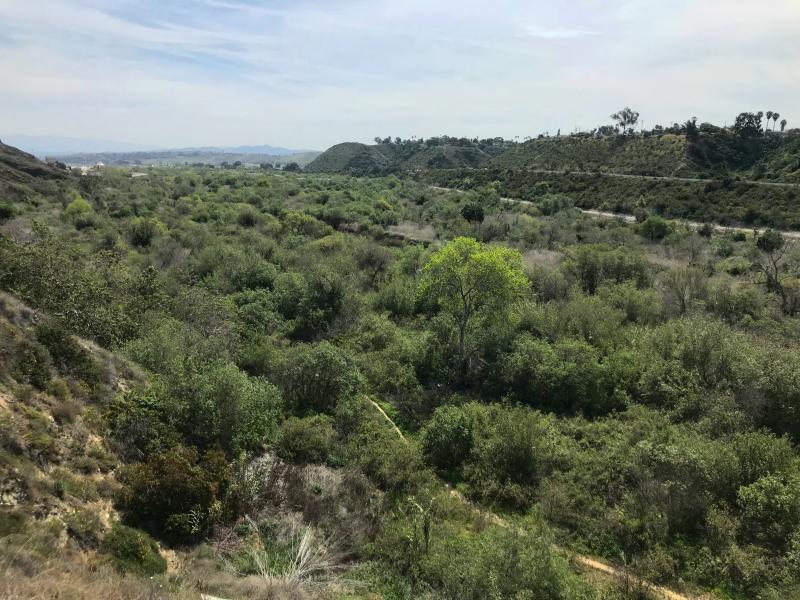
[489,135,693,176]
[306,140,502,175]
[0,141,69,202]
[490,131,800,182]
[305,142,395,175]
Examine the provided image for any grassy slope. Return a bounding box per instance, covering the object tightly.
[489,134,692,176]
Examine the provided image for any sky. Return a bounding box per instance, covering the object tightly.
[1,0,798,151]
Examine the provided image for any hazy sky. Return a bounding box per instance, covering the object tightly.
[1,0,798,150]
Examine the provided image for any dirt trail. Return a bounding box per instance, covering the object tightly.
[365,398,707,600]
[428,185,800,240]
[367,398,405,440]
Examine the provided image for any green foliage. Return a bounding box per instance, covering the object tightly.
[562,244,649,294]
[169,361,281,454]
[502,336,624,416]
[739,474,800,551]
[117,446,229,542]
[460,202,484,223]
[421,403,474,474]
[279,342,363,414]
[418,237,526,361]
[35,321,101,384]
[64,194,92,219]
[757,229,785,254]
[420,237,527,319]
[102,523,167,575]
[4,335,52,388]
[276,415,335,464]
[637,215,672,240]
[4,162,800,597]
[377,518,592,599]
[127,217,163,247]
[0,201,16,221]
[422,403,569,510]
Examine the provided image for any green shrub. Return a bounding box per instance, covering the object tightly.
[638,215,672,240]
[280,342,363,414]
[0,201,16,221]
[464,406,568,510]
[738,473,800,551]
[236,206,260,227]
[502,335,622,416]
[10,338,51,389]
[228,253,277,291]
[127,217,163,247]
[378,520,591,599]
[34,321,100,384]
[276,415,335,464]
[421,404,475,474]
[117,446,229,542]
[562,244,649,293]
[65,508,103,549]
[375,275,417,317]
[64,195,92,219]
[102,523,166,575]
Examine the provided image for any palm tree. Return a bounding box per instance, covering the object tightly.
[772,112,780,131]
[781,119,788,132]
[766,111,773,132]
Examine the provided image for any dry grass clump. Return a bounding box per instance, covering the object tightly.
[387,221,437,242]
[523,248,564,269]
[0,534,194,600]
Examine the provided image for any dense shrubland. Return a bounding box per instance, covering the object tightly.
[2,164,800,598]
[421,167,800,229]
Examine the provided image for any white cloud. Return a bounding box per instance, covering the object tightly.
[0,0,798,149]
[522,27,599,39]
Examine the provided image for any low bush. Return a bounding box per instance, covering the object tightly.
[102,523,167,575]
[276,415,335,464]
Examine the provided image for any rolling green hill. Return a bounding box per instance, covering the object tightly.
[304,142,395,175]
[306,140,503,175]
[310,131,800,183]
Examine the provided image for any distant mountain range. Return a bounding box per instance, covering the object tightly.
[173,144,318,156]
[0,135,316,160]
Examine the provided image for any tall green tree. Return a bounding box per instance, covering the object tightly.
[418,237,526,363]
[610,107,640,134]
